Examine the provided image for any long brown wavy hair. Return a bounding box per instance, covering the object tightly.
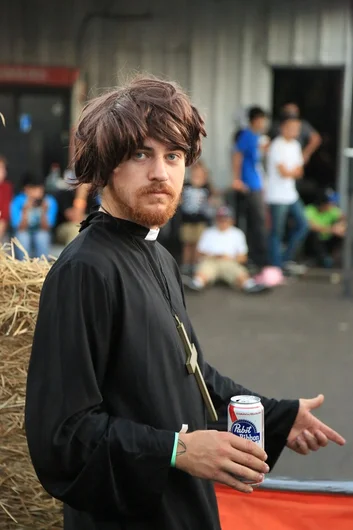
[72,75,207,193]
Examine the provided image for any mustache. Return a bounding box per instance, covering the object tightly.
[138,184,176,197]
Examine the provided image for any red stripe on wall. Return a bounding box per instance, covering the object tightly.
[0,65,79,87]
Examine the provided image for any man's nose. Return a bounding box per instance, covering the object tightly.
[148,157,169,182]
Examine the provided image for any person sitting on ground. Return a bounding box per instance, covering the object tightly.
[0,156,13,242]
[182,205,268,294]
[54,189,86,246]
[10,174,58,260]
[54,181,100,247]
[180,160,215,275]
[305,189,345,268]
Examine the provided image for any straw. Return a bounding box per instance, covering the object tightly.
[0,240,52,337]
[0,241,63,528]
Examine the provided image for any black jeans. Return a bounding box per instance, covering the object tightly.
[306,231,342,266]
[234,190,269,268]
[158,207,183,266]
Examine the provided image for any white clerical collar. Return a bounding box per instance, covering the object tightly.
[145,228,160,241]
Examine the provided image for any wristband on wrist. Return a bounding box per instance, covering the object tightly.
[170,432,179,468]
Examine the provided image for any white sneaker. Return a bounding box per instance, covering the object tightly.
[242,278,271,294]
[182,276,204,292]
[283,261,308,276]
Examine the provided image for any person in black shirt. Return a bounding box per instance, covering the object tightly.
[25,76,345,530]
[54,187,99,246]
[180,160,213,274]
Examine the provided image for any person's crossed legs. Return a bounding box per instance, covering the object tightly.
[14,229,51,260]
[183,257,269,294]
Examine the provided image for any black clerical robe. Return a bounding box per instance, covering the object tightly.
[25,212,298,530]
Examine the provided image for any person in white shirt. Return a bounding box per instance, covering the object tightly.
[266,117,308,269]
[182,206,268,294]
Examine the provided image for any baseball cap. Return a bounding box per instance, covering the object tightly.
[326,189,339,204]
[216,205,234,218]
[315,188,340,207]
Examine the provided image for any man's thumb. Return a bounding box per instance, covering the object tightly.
[305,394,324,410]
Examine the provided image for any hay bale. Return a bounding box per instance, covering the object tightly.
[0,242,63,529]
[0,241,52,336]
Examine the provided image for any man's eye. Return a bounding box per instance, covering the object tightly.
[135,152,147,160]
[167,153,179,161]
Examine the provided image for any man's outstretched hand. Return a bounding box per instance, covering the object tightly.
[287,394,346,455]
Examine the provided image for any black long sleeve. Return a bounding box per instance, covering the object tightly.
[25,260,175,519]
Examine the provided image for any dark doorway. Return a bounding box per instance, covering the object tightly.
[0,86,71,191]
[272,68,343,203]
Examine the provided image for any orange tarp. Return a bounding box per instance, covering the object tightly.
[215,484,353,530]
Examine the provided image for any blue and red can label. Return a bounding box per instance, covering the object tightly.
[228,395,265,484]
[228,395,264,447]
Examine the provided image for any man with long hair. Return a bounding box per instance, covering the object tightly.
[26,76,344,530]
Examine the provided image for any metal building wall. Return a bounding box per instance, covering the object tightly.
[1,0,352,190]
[189,0,353,190]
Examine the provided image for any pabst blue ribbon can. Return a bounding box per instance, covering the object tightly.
[228,395,264,484]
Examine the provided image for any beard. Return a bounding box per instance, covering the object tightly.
[107,181,180,227]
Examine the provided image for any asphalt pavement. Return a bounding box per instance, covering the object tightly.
[186,278,353,482]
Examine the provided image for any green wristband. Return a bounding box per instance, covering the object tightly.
[170,432,179,468]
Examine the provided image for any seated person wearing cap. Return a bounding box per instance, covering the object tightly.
[305,189,345,268]
[182,206,268,294]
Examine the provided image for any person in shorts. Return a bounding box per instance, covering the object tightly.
[182,206,268,294]
[180,160,213,274]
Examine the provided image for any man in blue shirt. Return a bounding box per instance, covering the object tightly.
[232,107,269,270]
[10,174,58,260]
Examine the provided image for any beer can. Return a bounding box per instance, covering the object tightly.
[228,395,264,484]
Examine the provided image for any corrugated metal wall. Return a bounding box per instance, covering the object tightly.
[189,0,353,189]
[1,0,352,189]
